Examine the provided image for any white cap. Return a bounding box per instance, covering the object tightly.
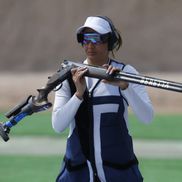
[76,16,112,34]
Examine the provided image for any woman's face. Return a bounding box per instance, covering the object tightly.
[82,28,109,65]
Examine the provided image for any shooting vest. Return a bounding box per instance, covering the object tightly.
[57,59,138,182]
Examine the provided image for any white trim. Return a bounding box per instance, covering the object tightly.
[93,104,119,182]
[87,160,94,182]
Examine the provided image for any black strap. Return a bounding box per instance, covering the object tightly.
[64,156,138,172]
[67,74,91,159]
[103,157,138,170]
[64,156,87,172]
[67,73,76,96]
[94,174,101,182]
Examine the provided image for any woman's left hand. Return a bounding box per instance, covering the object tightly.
[102,64,129,90]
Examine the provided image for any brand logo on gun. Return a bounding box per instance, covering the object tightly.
[140,77,169,88]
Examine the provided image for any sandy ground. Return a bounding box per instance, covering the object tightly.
[1,136,182,158]
[0,72,181,113]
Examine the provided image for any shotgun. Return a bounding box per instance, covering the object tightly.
[0,60,182,141]
[64,60,182,93]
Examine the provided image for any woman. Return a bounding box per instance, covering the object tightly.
[52,16,154,182]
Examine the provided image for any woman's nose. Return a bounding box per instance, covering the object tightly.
[87,41,95,47]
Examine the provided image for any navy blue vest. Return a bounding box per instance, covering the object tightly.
[64,60,137,173]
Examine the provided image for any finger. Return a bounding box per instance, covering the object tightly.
[71,68,78,75]
[106,65,113,74]
[77,68,88,77]
[102,64,109,69]
[101,79,108,83]
[77,66,87,71]
[110,67,120,75]
[71,67,86,76]
[109,66,121,75]
[106,65,119,75]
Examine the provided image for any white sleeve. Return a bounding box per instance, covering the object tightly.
[121,65,154,123]
[52,80,83,133]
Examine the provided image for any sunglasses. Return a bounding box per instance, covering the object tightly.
[77,33,109,45]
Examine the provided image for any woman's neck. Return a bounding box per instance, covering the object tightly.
[87,57,110,66]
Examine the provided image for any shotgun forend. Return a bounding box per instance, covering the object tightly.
[63,60,182,93]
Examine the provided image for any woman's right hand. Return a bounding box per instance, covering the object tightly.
[71,67,88,100]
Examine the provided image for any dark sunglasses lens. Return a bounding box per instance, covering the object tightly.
[83,33,102,44]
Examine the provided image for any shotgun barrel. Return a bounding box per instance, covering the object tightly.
[64,60,182,93]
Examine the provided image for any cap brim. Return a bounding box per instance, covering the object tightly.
[76,25,110,34]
